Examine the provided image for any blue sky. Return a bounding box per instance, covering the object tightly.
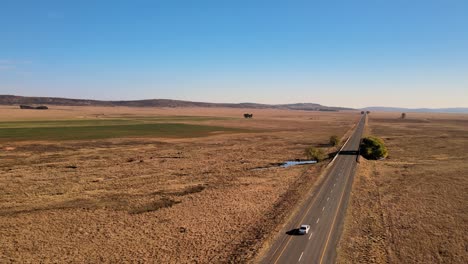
[1,0,467,108]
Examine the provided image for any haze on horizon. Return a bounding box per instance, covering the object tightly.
[1,0,467,109]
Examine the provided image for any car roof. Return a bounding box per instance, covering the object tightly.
[300,224,309,228]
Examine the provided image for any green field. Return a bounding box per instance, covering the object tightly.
[0,117,247,142]
[0,116,233,129]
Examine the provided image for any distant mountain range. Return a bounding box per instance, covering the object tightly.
[362,106,468,114]
[0,95,352,111]
[3,95,466,113]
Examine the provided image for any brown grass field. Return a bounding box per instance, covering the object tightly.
[337,112,468,263]
[0,105,359,263]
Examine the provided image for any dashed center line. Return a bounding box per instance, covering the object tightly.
[327,197,330,201]
[322,206,325,211]
[316,218,320,224]
[298,252,304,262]
[309,232,313,240]
[334,183,336,187]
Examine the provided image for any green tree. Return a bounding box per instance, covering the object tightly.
[360,136,388,160]
[305,147,326,162]
[329,135,340,146]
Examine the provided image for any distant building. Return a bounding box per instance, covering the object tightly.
[20,105,34,109]
[19,105,48,110]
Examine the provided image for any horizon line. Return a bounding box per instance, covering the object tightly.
[1,94,467,110]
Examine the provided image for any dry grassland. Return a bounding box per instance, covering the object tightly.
[0,105,359,263]
[338,112,468,263]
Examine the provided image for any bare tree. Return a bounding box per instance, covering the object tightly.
[401,112,406,119]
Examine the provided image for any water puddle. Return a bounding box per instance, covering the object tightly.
[280,160,317,168]
[251,160,317,171]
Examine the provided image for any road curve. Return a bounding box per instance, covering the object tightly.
[261,114,366,264]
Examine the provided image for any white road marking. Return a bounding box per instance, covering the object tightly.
[309,232,313,240]
[322,206,325,211]
[316,218,320,224]
[327,197,330,201]
[298,252,304,262]
[334,183,336,187]
[331,189,333,193]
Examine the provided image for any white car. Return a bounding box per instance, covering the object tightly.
[298,224,310,235]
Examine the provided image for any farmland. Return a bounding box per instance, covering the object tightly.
[0,105,359,263]
[337,112,468,263]
[0,121,246,142]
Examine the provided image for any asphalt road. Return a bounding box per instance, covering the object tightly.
[261,114,366,264]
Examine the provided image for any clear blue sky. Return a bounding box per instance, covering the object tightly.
[1,0,467,108]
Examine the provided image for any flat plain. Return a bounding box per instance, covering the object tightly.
[0,105,359,263]
[337,112,468,263]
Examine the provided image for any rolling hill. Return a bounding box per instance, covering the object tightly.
[363,106,468,114]
[0,95,352,111]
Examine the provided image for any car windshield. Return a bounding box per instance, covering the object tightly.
[300,227,306,229]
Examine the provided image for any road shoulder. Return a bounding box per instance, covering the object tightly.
[336,159,389,263]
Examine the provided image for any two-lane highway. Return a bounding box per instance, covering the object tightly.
[262,114,366,264]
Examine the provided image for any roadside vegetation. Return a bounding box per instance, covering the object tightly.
[360,136,388,160]
[305,135,343,162]
[329,135,340,146]
[305,146,327,161]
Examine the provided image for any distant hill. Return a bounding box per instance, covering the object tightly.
[363,106,468,114]
[0,95,352,111]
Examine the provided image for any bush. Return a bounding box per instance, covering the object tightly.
[329,135,340,146]
[305,147,327,161]
[360,136,388,160]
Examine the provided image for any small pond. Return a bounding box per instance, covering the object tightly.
[251,160,317,171]
[280,160,317,168]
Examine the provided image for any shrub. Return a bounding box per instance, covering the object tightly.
[305,147,327,161]
[360,136,388,160]
[329,135,340,146]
